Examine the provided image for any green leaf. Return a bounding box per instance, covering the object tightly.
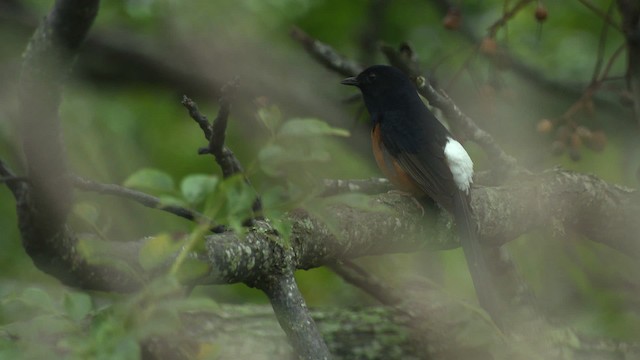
[258,144,288,177]
[73,202,100,225]
[174,258,210,283]
[77,236,142,281]
[123,168,175,194]
[258,144,331,177]
[278,118,350,138]
[138,234,180,271]
[63,292,93,321]
[256,104,282,133]
[19,288,56,313]
[180,174,219,205]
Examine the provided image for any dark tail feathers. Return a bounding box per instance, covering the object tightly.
[453,191,503,326]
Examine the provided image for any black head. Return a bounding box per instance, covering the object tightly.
[341,65,419,114]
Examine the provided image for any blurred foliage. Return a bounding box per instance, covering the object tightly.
[1,0,640,357]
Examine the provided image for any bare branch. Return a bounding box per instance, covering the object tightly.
[0,159,27,199]
[580,0,624,33]
[487,0,536,38]
[181,95,212,140]
[616,0,640,126]
[71,176,224,233]
[182,92,262,216]
[258,271,331,360]
[182,90,244,179]
[291,26,363,77]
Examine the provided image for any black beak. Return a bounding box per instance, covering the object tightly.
[340,77,359,86]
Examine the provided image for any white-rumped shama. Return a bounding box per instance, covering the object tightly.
[342,65,501,324]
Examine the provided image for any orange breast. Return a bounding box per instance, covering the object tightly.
[371,124,424,195]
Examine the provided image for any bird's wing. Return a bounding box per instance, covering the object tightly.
[394,149,456,211]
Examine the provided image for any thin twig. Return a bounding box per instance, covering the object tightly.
[590,1,615,84]
[562,44,625,120]
[71,175,225,233]
[578,0,623,33]
[487,0,536,38]
[182,88,263,216]
[181,92,243,179]
[291,26,363,77]
[0,176,28,183]
[209,79,238,164]
[0,160,27,199]
[181,95,211,140]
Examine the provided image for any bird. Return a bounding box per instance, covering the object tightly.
[341,65,502,324]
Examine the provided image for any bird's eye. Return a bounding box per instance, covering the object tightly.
[368,73,377,81]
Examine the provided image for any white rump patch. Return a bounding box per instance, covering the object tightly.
[444,137,473,193]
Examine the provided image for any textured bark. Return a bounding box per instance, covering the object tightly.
[25,168,637,293]
[172,302,640,360]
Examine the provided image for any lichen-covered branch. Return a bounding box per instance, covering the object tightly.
[45,167,636,293]
[184,84,323,356]
[258,271,332,360]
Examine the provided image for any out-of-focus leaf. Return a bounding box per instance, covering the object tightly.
[256,104,282,133]
[123,168,175,194]
[77,236,142,280]
[0,288,58,324]
[18,288,56,313]
[181,174,219,205]
[134,306,181,339]
[73,202,100,225]
[258,144,288,177]
[63,292,93,321]
[278,118,350,138]
[174,258,210,283]
[139,234,180,271]
[258,143,331,177]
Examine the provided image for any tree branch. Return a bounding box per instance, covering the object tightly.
[291,26,363,77]
[184,85,324,357]
[71,175,224,232]
[45,168,638,293]
[258,270,332,360]
[0,159,27,200]
[15,0,101,286]
[182,93,262,214]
